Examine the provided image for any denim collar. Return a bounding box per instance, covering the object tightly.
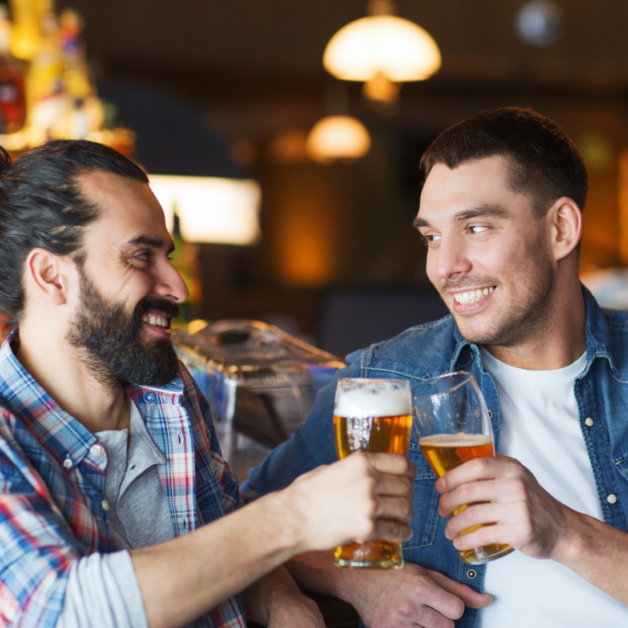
[449,283,613,374]
[0,331,184,470]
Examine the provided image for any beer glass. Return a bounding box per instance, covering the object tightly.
[333,378,412,569]
[412,372,514,565]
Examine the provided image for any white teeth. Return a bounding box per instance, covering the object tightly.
[453,288,495,305]
[143,315,168,328]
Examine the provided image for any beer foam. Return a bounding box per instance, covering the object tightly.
[419,433,492,447]
[335,386,411,418]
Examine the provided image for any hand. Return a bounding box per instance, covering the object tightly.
[436,453,569,560]
[267,591,325,628]
[286,452,415,552]
[347,561,492,628]
[243,565,326,628]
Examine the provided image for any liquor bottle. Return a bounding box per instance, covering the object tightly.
[170,210,202,323]
[0,5,26,133]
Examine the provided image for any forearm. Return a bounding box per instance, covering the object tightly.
[286,551,352,599]
[132,490,303,628]
[554,508,628,605]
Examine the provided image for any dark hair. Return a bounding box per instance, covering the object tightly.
[420,107,589,215]
[0,139,149,326]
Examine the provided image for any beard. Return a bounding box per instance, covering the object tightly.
[443,234,555,348]
[66,268,180,389]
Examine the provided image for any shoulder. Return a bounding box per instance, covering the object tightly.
[604,310,628,374]
[346,315,457,376]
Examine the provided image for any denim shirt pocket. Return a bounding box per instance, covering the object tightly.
[403,441,440,550]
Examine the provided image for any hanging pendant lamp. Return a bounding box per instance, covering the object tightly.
[323,0,441,104]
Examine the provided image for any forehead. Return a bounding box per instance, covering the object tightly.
[418,155,531,221]
[78,170,170,246]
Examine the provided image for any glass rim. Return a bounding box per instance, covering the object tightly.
[412,371,473,401]
[337,377,410,387]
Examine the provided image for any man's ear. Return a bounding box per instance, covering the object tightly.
[547,196,583,262]
[24,248,73,306]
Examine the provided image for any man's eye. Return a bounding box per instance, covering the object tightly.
[469,226,488,234]
[134,251,151,261]
[426,234,441,242]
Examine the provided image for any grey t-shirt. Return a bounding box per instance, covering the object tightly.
[57,401,186,628]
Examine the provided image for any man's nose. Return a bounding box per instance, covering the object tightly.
[435,237,472,281]
[153,261,190,303]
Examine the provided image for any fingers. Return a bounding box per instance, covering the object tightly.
[435,455,519,493]
[361,452,416,480]
[438,478,525,517]
[427,570,493,610]
[369,518,414,543]
[373,496,413,525]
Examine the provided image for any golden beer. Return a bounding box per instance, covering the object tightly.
[419,433,514,564]
[334,413,412,568]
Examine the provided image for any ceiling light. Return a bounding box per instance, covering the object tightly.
[305,115,371,164]
[323,0,441,104]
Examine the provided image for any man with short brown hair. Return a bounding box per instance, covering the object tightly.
[245,107,628,627]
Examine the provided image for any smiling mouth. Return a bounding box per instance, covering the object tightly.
[452,287,495,305]
[141,313,171,330]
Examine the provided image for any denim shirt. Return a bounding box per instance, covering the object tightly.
[243,286,628,627]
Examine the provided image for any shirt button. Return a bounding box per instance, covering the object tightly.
[585,417,594,427]
[144,391,155,402]
[90,444,103,456]
[466,569,477,579]
[607,494,618,505]
[63,457,72,469]
[102,500,110,511]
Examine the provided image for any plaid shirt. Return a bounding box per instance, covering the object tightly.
[0,334,246,628]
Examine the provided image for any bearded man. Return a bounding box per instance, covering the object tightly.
[244,107,628,627]
[0,140,415,628]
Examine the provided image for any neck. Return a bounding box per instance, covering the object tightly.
[484,277,586,370]
[16,319,130,433]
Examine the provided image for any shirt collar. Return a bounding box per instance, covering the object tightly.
[0,331,97,470]
[0,331,185,469]
[449,283,613,374]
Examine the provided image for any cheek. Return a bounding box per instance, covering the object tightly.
[425,251,440,286]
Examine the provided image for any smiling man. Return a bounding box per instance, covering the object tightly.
[244,107,628,627]
[0,140,416,628]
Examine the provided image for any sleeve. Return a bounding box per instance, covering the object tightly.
[241,355,364,494]
[0,434,83,628]
[56,551,148,628]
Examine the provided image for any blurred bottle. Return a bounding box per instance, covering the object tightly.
[170,210,202,323]
[27,5,66,133]
[0,5,26,133]
[9,0,45,61]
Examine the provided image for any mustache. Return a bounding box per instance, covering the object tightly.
[442,276,499,291]
[133,297,180,321]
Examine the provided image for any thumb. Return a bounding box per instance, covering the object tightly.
[428,570,493,609]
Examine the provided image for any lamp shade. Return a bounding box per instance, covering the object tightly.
[149,174,261,245]
[306,115,371,163]
[323,15,441,82]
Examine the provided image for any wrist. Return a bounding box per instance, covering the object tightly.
[550,507,596,566]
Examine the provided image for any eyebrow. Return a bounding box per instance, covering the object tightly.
[126,235,175,255]
[413,204,509,230]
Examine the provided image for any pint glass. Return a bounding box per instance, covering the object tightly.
[413,372,514,565]
[333,378,412,569]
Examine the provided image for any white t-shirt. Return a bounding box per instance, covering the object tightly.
[478,347,628,628]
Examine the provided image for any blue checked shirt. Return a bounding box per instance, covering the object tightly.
[0,334,246,628]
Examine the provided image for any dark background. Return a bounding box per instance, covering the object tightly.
[53,0,628,354]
